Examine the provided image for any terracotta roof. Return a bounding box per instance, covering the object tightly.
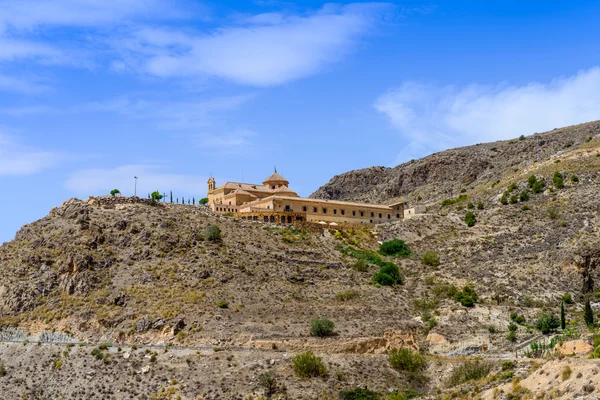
[229,188,256,197]
[218,182,273,193]
[263,171,289,183]
[274,186,299,197]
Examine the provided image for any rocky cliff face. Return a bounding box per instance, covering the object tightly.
[311,121,600,204]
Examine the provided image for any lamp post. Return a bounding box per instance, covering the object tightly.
[134,176,138,197]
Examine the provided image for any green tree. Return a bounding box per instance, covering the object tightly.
[258,371,277,397]
[170,191,173,203]
[528,175,537,188]
[585,297,594,327]
[553,171,564,189]
[379,239,411,256]
[535,313,561,334]
[199,197,209,205]
[193,197,196,205]
[465,211,476,227]
[519,190,529,202]
[150,191,163,201]
[561,302,566,330]
[110,189,121,197]
[182,196,185,204]
[532,180,546,194]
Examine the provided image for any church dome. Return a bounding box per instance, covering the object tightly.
[263,169,289,187]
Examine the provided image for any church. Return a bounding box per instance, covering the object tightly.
[207,170,404,225]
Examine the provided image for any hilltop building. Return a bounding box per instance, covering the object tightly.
[207,170,404,224]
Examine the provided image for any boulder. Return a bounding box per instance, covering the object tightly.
[557,339,593,356]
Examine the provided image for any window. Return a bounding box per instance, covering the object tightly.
[396,213,400,218]
[379,213,382,218]
[270,216,275,223]
[271,185,275,189]
[267,206,270,209]
[333,209,337,215]
[287,216,292,223]
[264,216,269,223]
[253,216,258,221]
[341,210,345,215]
[360,211,364,217]
[229,201,231,205]
[281,216,286,224]
[313,207,317,212]
[387,214,391,219]
[285,205,291,212]
[352,210,356,216]
[303,206,307,212]
[323,208,327,213]
[370,212,374,217]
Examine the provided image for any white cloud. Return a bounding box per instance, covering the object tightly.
[0,0,191,30]
[65,165,209,197]
[0,132,63,175]
[118,2,392,86]
[0,73,49,93]
[375,67,600,163]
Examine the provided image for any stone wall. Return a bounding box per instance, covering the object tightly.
[87,196,162,207]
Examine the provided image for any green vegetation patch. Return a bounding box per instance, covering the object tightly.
[292,351,327,379]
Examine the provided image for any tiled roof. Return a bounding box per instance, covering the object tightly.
[263,171,289,183]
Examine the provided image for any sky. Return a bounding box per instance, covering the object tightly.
[1,0,600,243]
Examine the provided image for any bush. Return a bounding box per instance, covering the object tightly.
[464,211,476,227]
[292,351,327,378]
[441,194,467,207]
[477,201,484,210]
[519,190,529,202]
[553,171,564,189]
[150,191,163,201]
[387,391,423,400]
[509,195,518,204]
[528,175,537,188]
[500,193,508,205]
[421,251,440,267]
[258,371,277,396]
[510,313,526,325]
[380,239,411,256]
[217,300,229,309]
[339,387,381,400]
[454,285,478,307]
[532,179,546,194]
[310,318,335,337]
[467,202,474,209]
[374,263,402,286]
[562,293,573,304]
[205,225,222,241]
[199,197,209,205]
[388,348,426,373]
[110,189,121,197]
[336,290,359,301]
[585,297,594,327]
[446,361,492,387]
[535,313,560,334]
[571,175,579,183]
[352,259,368,272]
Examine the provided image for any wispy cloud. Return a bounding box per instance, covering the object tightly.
[116,3,393,86]
[375,67,600,163]
[0,73,49,93]
[0,132,63,175]
[65,164,208,197]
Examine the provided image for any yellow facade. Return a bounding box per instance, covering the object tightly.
[207,170,403,224]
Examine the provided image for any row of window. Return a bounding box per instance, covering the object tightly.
[241,215,304,223]
[216,207,238,213]
[290,204,399,219]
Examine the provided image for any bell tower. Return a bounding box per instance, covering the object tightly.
[207,176,216,193]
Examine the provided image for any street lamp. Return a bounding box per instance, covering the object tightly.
[134,176,138,197]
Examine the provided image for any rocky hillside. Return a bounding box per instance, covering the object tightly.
[311,120,600,205]
[2,121,600,399]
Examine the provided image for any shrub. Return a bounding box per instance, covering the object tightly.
[310,318,335,337]
[510,313,525,325]
[388,348,426,373]
[507,183,518,192]
[199,197,209,205]
[352,259,368,272]
[500,193,508,205]
[547,206,561,220]
[217,300,229,309]
[258,371,277,396]
[446,361,492,387]
[421,251,440,267]
[454,285,478,307]
[535,313,560,334]
[374,263,402,286]
[562,293,573,304]
[387,390,424,400]
[110,189,121,197]
[571,175,579,183]
[532,179,546,194]
[205,225,222,241]
[467,202,474,209]
[441,194,467,207]
[464,211,476,227]
[553,171,564,189]
[380,239,411,256]
[339,387,381,400]
[502,361,515,371]
[54,360,63,370]
[562,366,572,380]
[519,190,529,202]
[91,348,104,360]
[292,351,327,378]
[477,201,484,210]
[509,195,518,204]
[336,290,359,301]
[528,175,537,188]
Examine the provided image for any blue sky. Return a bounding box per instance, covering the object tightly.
[1,0,600,243]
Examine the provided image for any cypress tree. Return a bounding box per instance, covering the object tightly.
[585,297,594,327]
[170,191,173,203]
[560,302,566,330]
[193,197,196,205]
[176,198,179,204]
[182,196,185,204]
